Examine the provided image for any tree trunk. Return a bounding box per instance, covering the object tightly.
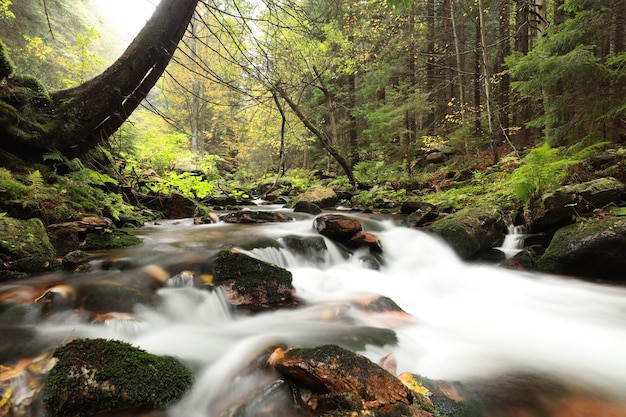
[272,83,358,187]
[478,0,498,163]
[0,0,199,160]
[497,0,511,145]
[426,0,436,135]
[514,0,530,147]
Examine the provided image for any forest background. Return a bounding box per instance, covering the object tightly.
[0,0,624,220]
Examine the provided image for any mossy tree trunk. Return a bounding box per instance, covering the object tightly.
[0,0,199,160]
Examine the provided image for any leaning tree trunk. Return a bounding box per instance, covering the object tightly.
[0,0,199,160]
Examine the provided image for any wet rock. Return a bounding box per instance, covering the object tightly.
[76,281,159,313]
[0,217,55,272]
[293,200,323,215]
[346,231,383,254]
[281,235,328,263]
[42,338,192,417]
[529,177,626,227]
[536,216,626,281]
[47,217,141,254]
[162,192,197,219]
[313,214,363,244]
[82,228,142,250]
[298,186,338,209]
[269,345,413,412]
[427,207,505,260]
[35,281,159,315]
[193,212,219,224]
[61,250,93,272]
[220,210,293,224]
[403,202,439,227]
[213,250,295,311]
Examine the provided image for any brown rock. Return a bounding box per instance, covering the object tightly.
[162,193,196,219]
[220,211,293,224]
[347,231,383,253]
[313,214,363,244]
[269,344,413,411]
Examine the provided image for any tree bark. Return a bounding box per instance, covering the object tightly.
[514,0,531,147]
[1,0,199,160]
[272,83,357,187]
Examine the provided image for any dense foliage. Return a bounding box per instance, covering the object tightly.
[0,0,624,216]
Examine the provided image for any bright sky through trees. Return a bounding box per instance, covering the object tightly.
[92,0,159,44]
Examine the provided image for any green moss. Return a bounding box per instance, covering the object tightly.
[0,39,13,80]
[0,217,55,261]
[43,338,193,417]
[83,228,142,250]
[213,250,293,299]
[75,282,158,313]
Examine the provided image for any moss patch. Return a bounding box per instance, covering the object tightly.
[43,338,193,417]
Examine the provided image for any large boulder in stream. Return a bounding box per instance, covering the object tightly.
[42,338,193,417]
[213,250,296,311]
[313,214,363,244]
[0,217,56,274]
[528,177,626,227]
[536,215,626,281]
[269,344,414,414]
[427,207,505,260]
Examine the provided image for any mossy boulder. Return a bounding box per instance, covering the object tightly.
[427,207,505,260]
[0,217,55,271]
[82,228,142,250]
[42,338,193,417]
[528,177,626,227]
[293,200,323,215]
[536,216,626,281]
[298,185,338,209]
[213,250,295,311]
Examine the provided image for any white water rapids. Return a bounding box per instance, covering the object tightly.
[32,213,626,414]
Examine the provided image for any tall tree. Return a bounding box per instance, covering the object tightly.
[0,0,199,161]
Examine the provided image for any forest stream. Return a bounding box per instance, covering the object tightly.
[2,206,626,417]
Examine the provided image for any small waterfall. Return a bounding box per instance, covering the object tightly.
[498,224,527,258]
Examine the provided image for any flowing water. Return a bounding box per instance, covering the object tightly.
[2,208,626,416]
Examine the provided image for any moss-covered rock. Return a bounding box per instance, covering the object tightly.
[427,207,506,259]
[0,217,55,271]
[427,207,505,260]
[529,177,626,227]
[82,228,142,250]
[536,216,626,281]
[298,185,338,209]
[213,250,295,311]
[42,338,193,417]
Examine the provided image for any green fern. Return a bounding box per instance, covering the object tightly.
[506,142,608,204]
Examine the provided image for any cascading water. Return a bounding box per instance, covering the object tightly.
[497,224,527,258]
[2,212,626,416]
